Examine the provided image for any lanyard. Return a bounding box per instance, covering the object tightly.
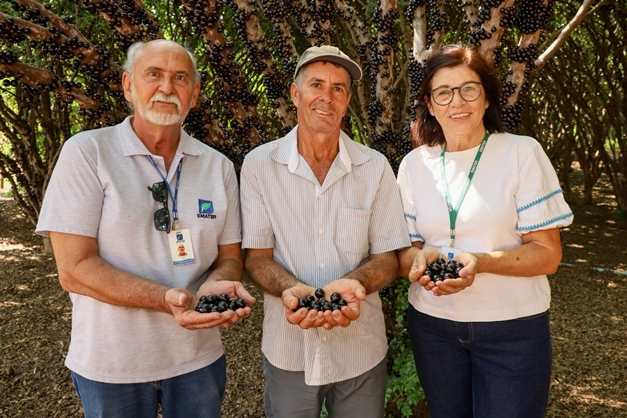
[440,131,489,247]
[147,156,183,228]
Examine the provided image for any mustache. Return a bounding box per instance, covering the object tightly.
[150,92,182,111]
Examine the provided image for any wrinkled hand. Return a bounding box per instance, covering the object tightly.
[431,252,478,297]
[168,281,256,330]
[320,279,366,330]
[283,284,325,329]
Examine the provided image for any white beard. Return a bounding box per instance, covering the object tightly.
[131,88,189,126]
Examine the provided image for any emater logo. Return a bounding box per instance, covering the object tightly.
[197,199,217,219]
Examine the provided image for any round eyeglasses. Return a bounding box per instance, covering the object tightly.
[430,81,483,106]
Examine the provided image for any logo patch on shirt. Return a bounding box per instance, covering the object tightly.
[198,199,214,214]
[198,199,217,219]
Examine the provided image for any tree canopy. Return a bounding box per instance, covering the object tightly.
[2,0,618,226]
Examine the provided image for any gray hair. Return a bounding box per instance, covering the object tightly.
[293,61,353,91]
[123,41,200,84]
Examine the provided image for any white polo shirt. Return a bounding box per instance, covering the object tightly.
[36,116,241,383]
[240,126,410,386]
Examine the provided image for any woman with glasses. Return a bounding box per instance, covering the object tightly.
[396,44,573,417]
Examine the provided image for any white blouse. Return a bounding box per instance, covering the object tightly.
[397,132,574,322]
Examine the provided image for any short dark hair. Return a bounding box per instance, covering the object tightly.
[411,44,507,147]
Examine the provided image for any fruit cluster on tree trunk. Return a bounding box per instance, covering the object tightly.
[0,0,618,225]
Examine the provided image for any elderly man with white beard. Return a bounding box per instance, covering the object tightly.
[36,39,255,418]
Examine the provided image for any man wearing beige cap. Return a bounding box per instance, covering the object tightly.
[240,45,410,416]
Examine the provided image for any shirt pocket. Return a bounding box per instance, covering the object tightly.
[335,208,372,254]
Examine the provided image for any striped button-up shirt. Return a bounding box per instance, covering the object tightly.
[241,126,410,385]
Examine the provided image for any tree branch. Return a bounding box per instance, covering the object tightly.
[534,0,600,72]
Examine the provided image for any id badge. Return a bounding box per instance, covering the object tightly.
[169,229,195,265]
[440,246,461,260]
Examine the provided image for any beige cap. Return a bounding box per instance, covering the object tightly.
[294,45,362,82]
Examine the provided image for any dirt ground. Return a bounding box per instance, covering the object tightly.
[0,167,626,418]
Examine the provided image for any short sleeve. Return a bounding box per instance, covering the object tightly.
[397,156,424,243]
[240,155,275,249]
[515,143,574,234]
[36,139,104,238]
[218,161,242,245]
[368,160,412,254]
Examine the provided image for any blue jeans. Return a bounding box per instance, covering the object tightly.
[71,355,226,418]
[407,307,551,418]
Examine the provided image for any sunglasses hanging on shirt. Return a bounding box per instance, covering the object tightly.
[148,181,171,233]
[146,157,183,233]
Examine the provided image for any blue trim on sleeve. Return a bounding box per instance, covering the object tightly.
[404,212,417,221]
[409,233,422,240]
[518,212,574,231]
[517,189,564,213]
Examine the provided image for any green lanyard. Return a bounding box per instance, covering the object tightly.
[440,131,490,248]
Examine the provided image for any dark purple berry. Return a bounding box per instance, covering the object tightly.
[294,291,348,312]
[196,304,209,313]
[194,293,249,316]
[427,259,463,283]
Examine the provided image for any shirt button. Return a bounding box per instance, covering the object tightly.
[319,194,324,199]
[318,229,323,234]
[319,263,325,268]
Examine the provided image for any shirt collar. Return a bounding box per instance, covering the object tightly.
[286,127,353,173]
[119,116,202,157]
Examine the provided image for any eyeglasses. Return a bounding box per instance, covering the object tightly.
[430,81,483,106]
[147,182,170,233]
